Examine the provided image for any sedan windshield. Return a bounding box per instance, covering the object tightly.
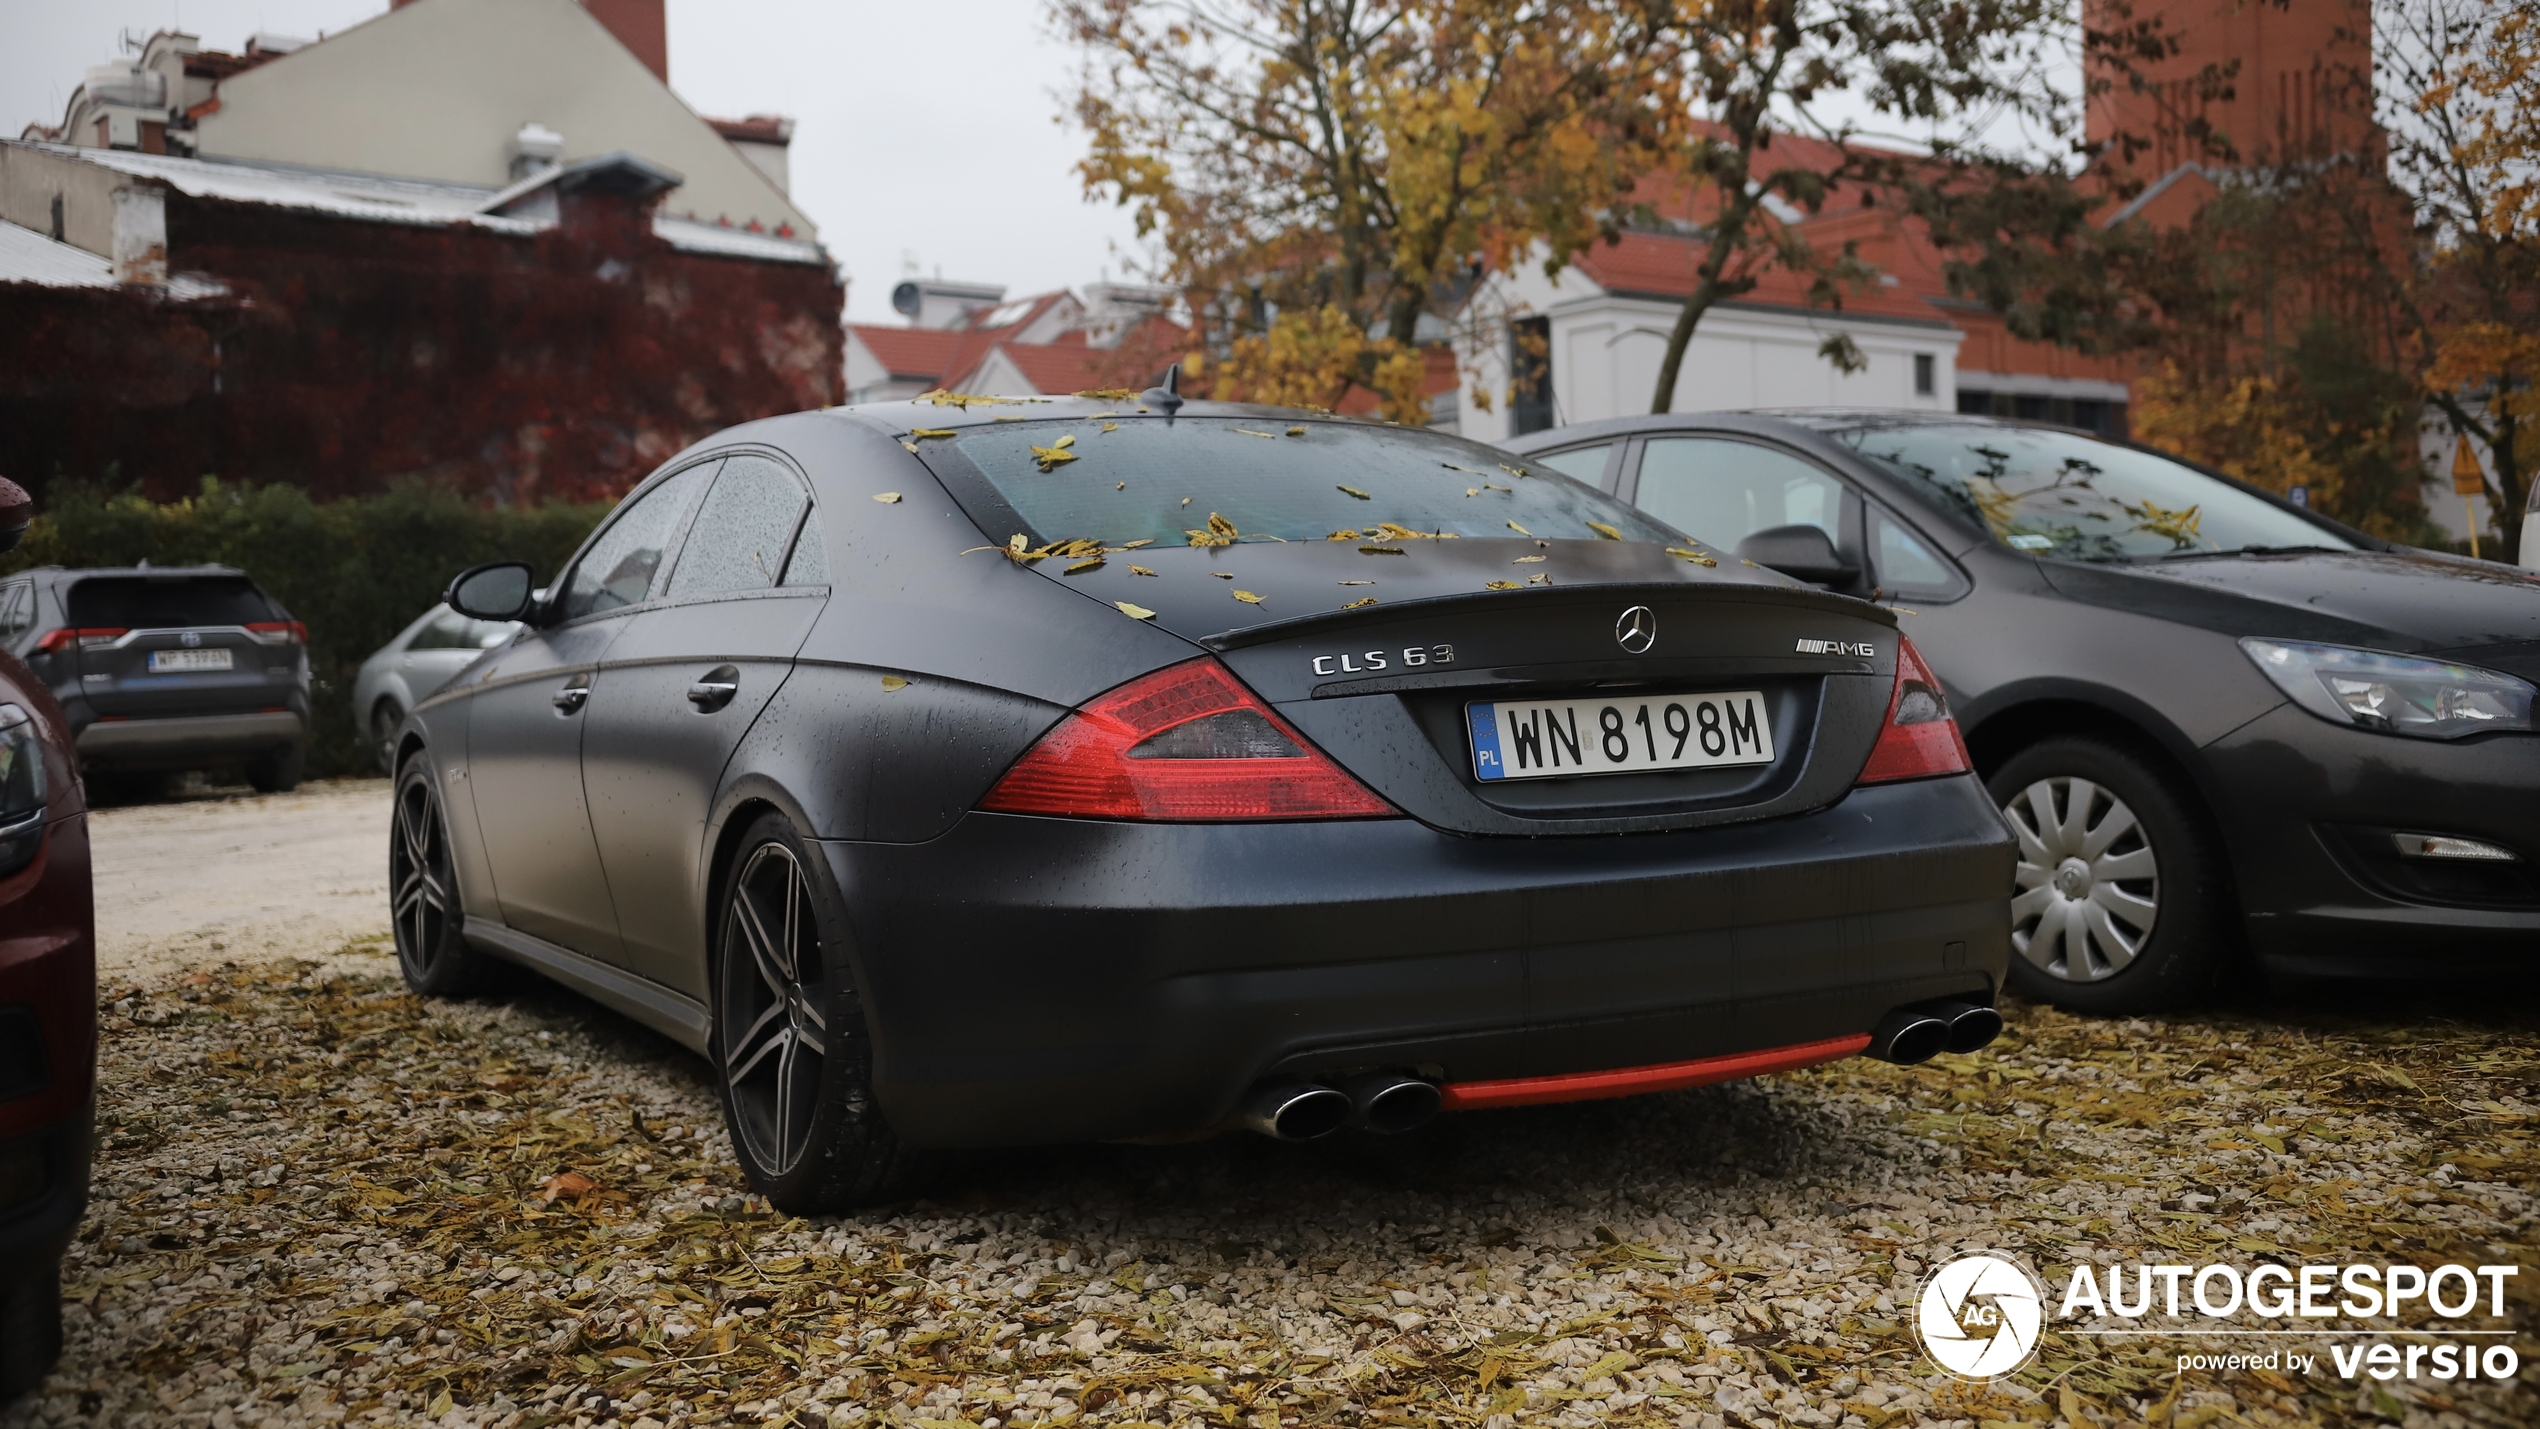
[1834,424,2355,560]
[935,417,1677,548]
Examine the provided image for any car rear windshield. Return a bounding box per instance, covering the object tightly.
[66,575,280,629]
[1834,424,2357,560]
[936,417,1678,548]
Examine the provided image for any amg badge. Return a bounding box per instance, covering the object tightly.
[1796,638,1876,657]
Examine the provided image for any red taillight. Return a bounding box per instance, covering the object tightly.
[980,657,1397,821]
[36,627,126,653]
[1855,635,1971,784]
[246,621,307,645]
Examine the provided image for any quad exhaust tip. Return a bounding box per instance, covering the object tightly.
[1242,1083,1353,1141]
[1338,1072,1442,1134]
[1867,999,2004,1065]
[1242,1072,1442,1140]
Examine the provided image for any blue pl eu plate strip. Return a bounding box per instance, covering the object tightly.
[1467,702,1508,782]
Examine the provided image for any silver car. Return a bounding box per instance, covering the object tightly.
[352,604,518,772]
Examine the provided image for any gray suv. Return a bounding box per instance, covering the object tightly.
[0,565,310,795]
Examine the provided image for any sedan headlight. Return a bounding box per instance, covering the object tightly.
[2241,639,2534,739]
[0,703,46,875]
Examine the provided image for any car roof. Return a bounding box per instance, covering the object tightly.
[15,563,253,584]
[821,393,1428,436]
[1500,407,2098,451]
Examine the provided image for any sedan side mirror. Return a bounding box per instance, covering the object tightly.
[1736,524,1859,587]
[447,562,536,621]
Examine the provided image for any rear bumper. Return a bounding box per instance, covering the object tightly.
[823,774,2013,1147]
[74,710,303,764]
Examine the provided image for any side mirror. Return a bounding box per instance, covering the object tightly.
[0,477,30,554]
[446,562,536,621]
[1735,524,1859,587]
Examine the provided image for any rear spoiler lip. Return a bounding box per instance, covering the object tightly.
[1197,579,1897,652]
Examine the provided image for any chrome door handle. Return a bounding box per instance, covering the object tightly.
[687,665,740,711]
[552,682,590,713]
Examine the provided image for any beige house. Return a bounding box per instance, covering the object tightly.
[24,0,811,241]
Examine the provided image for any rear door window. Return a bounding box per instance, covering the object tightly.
[665,455,812,599]
[66,576,277,629]
[1631,437,1848,550]
[559,462,715,621]
[1532,443,1615,489]
[0,584,30,643]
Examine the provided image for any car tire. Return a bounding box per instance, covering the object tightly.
[1989,737,2236,1013]
[371,702,404,777]
[0,1259,61,1403]
[711,811,927,1213]
[391,755,493,997]
[245,741,305,794]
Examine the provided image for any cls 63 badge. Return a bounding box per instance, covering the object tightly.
[1312,645,1455,677]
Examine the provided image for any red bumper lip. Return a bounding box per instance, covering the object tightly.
[1437,1033,1871,1111]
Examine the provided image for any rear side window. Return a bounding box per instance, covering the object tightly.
[1533,444,1613,487]
[0,585,30,642]
[666,455,811,598]
[1634,438,1845,548]
[67,576,277,629]
[934,418,1675,547]
[560,461,714,621]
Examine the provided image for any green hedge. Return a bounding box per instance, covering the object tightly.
[0,480,609,778]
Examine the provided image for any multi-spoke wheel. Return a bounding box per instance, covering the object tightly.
[718,842,828,1178]
[1988,737,2233,1013]
[711,813,924,1212]
[391,755,489,996]
[2003,776,2159,982]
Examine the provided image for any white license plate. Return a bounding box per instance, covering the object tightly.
[148,648,233,672]
[1468,689,1773,781]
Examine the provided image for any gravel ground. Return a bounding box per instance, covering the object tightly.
[7,794,2536,1429]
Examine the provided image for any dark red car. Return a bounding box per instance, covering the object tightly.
[0,480,93,1403]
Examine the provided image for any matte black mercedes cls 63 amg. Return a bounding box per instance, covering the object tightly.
[393,388,2013,1210]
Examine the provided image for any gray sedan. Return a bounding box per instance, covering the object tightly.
[352,604,518,773]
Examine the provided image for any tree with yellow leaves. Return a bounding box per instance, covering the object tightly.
[1057,0,1677,421]
[2391,0,2539,550]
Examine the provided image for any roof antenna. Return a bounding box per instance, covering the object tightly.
[1142,362,1185,417]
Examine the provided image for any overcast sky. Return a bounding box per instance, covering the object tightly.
[0,0,1147,323]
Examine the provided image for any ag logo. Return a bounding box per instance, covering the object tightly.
[1915,1253,2045,1381]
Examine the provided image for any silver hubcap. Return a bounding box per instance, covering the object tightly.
[2003,777,2159,982]
[718,843,827,1177]
[390,776,450,970]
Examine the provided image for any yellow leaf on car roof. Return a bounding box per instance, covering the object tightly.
[1064,558,1105,575]
[873,492,902,503]
[881,675,908,691]
[1286,426,1307,436]
[1129,565,1157,576]
[1485,580,1522,591]
[1114,601,1156,620]
[908,428,958,439]
[1232,589,1265,604]
[1507,521,1533,536]
[1342,596,1377,609]
[1586,521,1623,540]
[1337,485,1372,500]
[1359,545,1406,555]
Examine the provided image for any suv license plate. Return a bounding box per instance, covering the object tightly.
[1468,690,1773,781]
[148,648,233,672]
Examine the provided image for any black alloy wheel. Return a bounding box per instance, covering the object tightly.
[712,812,923,1212]
[1988,736,2235,1013]
[391,757,488,996]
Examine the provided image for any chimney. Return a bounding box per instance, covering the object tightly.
[583,0,668,84]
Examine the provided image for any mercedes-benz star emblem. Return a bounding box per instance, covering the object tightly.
[1615,605,1656,654]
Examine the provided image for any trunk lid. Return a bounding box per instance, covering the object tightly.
[1034,539,1901,835]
